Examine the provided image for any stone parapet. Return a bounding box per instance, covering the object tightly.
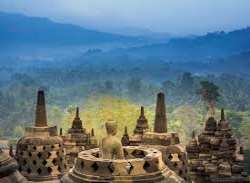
[62,146,183,183]
[142,132,180,146]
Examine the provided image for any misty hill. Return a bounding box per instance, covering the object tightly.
[0,12,138,46]
[167,51,250,75]
[105,26,172,42]
[123,28,250,61]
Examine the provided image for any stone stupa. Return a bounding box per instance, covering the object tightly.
[16,90,65,182]
[61,107,97,170]
[186,109,249,182]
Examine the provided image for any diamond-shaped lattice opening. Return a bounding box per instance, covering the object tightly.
[132,150,145,158]
[47,167,52,174]
[143,161,151,172]
[33,160,37,165]
[23,159,27,165]
[80,161,84,169]
[27,168,32,174]
[168,154,173,160]
[33,146,37,150]
[47,152,51,158]
[52,158,57,166]
[179,170,183,175]
[93,152,99,158]
[37,168,42,175]
[126,162,133,174]
[51,145,54,149]
[58,166,61,172]
[37,152,42,159]
[43,146,46,150]
[91,162,99,172]
[28,152,32,157]
[108,163,114,173]
[42,160,47,166]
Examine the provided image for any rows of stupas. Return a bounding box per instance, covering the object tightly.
[186,109,249,182]
[0,90,249,183]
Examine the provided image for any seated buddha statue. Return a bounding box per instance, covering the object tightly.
[101,120,124,159]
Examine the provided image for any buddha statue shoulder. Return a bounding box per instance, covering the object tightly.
[101,121,124,159]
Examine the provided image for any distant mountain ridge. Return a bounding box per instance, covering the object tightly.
[1,11,250,62]
[123,27,250,61]
[0,12,138,45]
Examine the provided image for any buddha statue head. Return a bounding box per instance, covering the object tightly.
[105,120,118,136]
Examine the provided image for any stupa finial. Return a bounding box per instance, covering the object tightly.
[154,92,167,133]
[76,106,80,119]
[35,90,47,127]
[221,108,225,121]
[192,130,196,139]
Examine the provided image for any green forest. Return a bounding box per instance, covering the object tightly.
[0,67,250,172]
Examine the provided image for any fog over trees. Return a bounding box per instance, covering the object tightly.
[0,12,250,174]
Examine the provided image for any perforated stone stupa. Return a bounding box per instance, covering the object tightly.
[61,107,97,170]
[62,120,183,183]
[121,92,189,181]
[186,109,249,183]
[16,90,65,182]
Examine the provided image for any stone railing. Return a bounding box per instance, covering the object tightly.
[62,146,182,182]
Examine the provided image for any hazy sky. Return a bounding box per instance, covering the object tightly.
[1,0,250,35]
